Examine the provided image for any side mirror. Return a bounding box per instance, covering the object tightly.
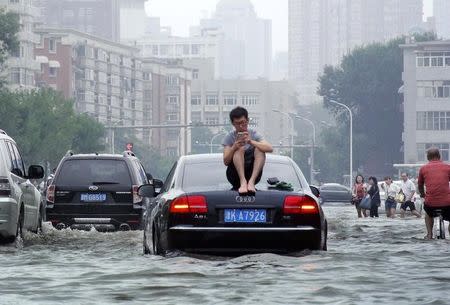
[309,185,320,198]
[138,184,155,198]
[28,165,45,179]
[11,168,23,177]
[153,178,164,189]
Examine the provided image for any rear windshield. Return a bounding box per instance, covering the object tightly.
[56,159,132,186]
[182,161,303,192]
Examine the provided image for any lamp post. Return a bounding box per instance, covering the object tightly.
[328,99,353,190]
[110,119,123,154]
[210,130,226,153]
[292,114,316,183]
[272,109,294,159]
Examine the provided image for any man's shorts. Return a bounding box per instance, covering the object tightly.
[385,198,397,210]
[424,205,450,221]
[226,147,263,190]
[400,200,416,211]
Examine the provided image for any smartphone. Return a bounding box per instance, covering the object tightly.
[237,132,245,139]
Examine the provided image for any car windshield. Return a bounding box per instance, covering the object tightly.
[182,161,303,192]
[56,159,132,186]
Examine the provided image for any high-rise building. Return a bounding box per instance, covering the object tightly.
[289,0,423,105]
[1,0,40,90]
[34,0,121,42]
[34,0,148,43]
[434,0,450,39]
[196,0,272,79]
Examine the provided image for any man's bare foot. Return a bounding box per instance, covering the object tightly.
[424,234,433,240]
[247,181,256,193]
[238,182,248,194]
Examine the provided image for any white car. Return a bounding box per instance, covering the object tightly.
[0,130,44,243]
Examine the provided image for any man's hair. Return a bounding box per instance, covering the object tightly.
[427,147,441,161]
[384,176,391,181]
[401,172,408,177]
[229,106,248,122]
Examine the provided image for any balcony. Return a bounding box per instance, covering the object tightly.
[78,57,95,68]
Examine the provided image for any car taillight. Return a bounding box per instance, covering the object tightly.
[283,195,319,214]
[170,195,207,214]
[132,185,142,204]
[0,178,11,196]
[46,185,55,203]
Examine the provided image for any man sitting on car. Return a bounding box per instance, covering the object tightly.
[222,106,273,194]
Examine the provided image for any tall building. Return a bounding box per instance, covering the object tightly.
[34,0,121,42]
[434,0,450,39]
[196,0,272,79]
[34,28,145,140]
[1,0,40,89]
[289,0,423,105]
[400,40,450,163]
[119,0,149,42]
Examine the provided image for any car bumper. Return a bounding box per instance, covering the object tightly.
[46,203,143,230]
[166,225,322,254]
[0,197,18,238]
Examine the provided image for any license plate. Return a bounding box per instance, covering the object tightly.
[80,193,106,202]
[224,209,267,223]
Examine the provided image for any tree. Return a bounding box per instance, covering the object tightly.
[0,88,105,168]
[317,33,437,179]
[0,9,20,87]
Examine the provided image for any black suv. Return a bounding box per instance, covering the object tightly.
[45,151,152,231]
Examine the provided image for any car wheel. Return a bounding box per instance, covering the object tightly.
[321,221,328,251]
[153,226,163,255]
[33,205,43,234]
[9,205,25,243]
[143,219,152,255]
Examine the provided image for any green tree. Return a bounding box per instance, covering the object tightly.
[0,9,20,87]
[0,89,104,168]
[317,33,437,179]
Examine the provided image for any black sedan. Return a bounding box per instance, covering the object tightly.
[318,183,352,205]
[140,154,327,255]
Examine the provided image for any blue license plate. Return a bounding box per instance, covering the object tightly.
[224,209,267,223]
[80,193,106,202]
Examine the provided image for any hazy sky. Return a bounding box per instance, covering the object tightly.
[145,0,433,55]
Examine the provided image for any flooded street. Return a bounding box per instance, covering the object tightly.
[1,206,449,305]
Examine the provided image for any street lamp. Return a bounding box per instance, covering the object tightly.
[328,99,353,190]
[110,119,123,154]
[272,109,294,159]
[210,130,227,153]
[292,114,316,183]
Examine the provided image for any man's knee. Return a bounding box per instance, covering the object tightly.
[254,147,265,158]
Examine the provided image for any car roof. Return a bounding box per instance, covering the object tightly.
[0,130,15,142]
[180,153,292,164]
[63,153,136,160]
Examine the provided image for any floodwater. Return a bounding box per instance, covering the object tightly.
[1,205,449,305]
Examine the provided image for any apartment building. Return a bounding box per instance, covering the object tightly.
[0,0,40,89]
[401,40,450,163]
[34,28,145,140]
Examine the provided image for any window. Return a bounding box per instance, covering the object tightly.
[417,111,450,130]
[241,95,259,106]
[417,143,450,161]
[417,80,450,98]
[191,44,200,55]
[416,52,449,68]
[192,69,199,79]
[49,67,57,77]
[191,95,201,105]
[49,38,56,53]
[167,112,179,122]
[166,75,179,86]
[223,95,237,105]
[191,111,201,122]
[10,68,20,84]
[160,45,169,56]
[167,95,179,105]
[183,44,190,55]
[206,95,218,105]
[143,72,150,81]
[152,45,158,56]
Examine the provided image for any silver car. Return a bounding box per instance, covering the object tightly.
[0,130,44,243]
